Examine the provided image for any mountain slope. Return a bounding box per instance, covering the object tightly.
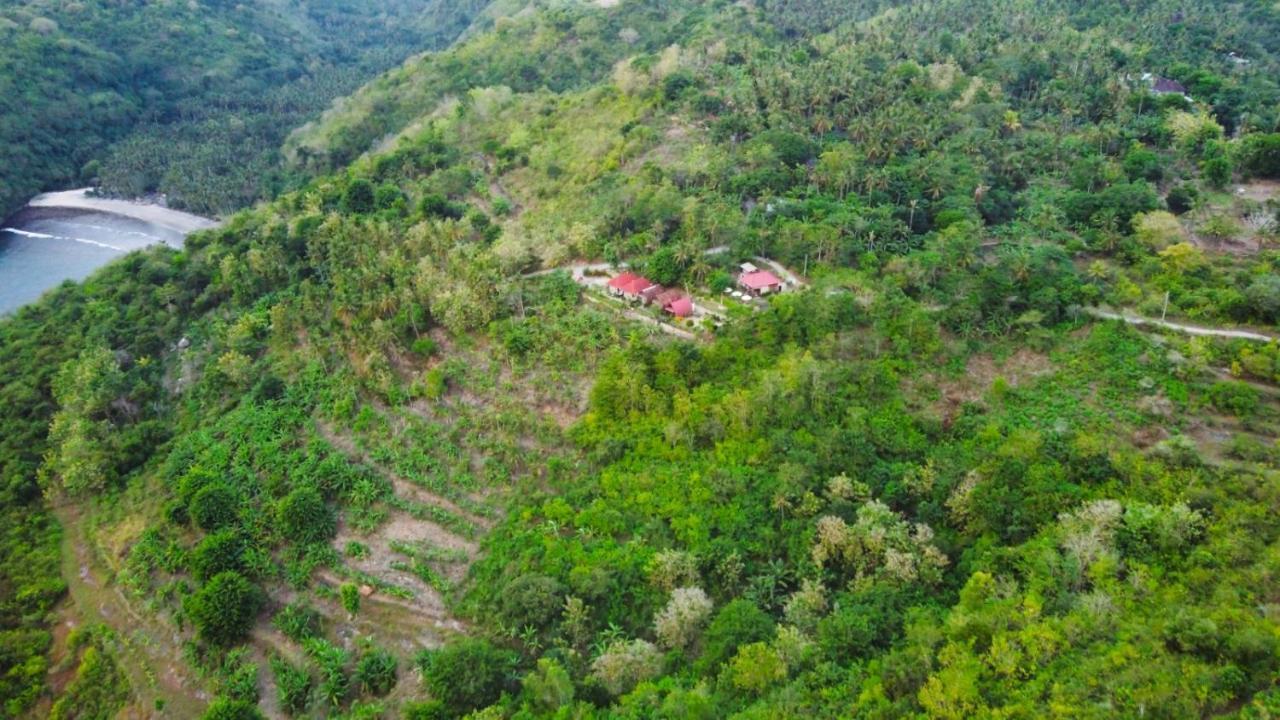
[0,0,490,218]
[2,0,1280,717]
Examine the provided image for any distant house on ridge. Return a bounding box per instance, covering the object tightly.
[738,269,784,296]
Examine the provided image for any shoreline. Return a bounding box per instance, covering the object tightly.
[26,188,219,236]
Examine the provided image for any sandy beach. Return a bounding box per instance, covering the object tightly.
[28,188,219,235]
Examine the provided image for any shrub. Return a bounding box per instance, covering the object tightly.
[191,531,245,582]
[1244,275,1280,322]
[1207,381,1260,417]
[354,647,397,697]
[185,572,263,646]
[276,485,336,545]
[270,656,312,716]
[817,605,877,663]
[1239,133,1280,179]
[647,549,699,592]
[190,483,239,532]
[521,658,574,713]
[340,583,361,617]
[499,574,565,632]
[418,639,513,713]
[201,698,265,720]
[699,600,775,671]
[342,178,375,214]
[272,602,322,643]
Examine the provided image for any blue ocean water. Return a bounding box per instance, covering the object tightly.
[0,209,183,315]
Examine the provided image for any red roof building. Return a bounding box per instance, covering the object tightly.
[664,296,694,318]
[607,272,640,294]
[739,269,784,295]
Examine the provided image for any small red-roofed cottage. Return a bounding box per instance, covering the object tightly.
[739,269,784,296]
[664,295,694,318]
[607,272,640,297]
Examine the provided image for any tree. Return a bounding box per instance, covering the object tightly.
[1238,133,1280,179]
[499,574,564,632]
[729,642,787,694]
[647,246,682,286]
[39,347,125,496]
[655,586,714,650]
[698,600,775,671]
[590,639,663,696]
[418,639,513,713]
[276,485,336,545]
[342,178,376,214]
[1245,275,1280,322]
[185,572,263,646]
[521,658,574,713]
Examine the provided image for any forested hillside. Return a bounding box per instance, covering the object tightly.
[0,0,489,219]
[3,0,1280,717]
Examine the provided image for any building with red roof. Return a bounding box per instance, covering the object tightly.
[738,269,784,296]
[664,296,694,318]
[607,272,658,301]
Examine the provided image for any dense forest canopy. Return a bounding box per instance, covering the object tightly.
[2,0,1280,717]
[0,0,489,218]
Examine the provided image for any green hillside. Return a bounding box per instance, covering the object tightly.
[0,0,488,218]
[2,0,1280,717]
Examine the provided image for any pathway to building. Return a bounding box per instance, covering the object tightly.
[1086,307,1277,343]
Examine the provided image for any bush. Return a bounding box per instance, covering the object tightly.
[270,656,312,716]
[185,572,263,646]
[1207,381,1260,417]
[276,485,336,545]
[340,583,361,617]
[190,483,239,531]
[499,574,565,632]
[354,647,397,697]
[1165,184,1197,215]
[342,178,376,214]
[417,639,513,714]
[202,698,265,720]
[1244,275,1280,323]
[1239,133,1280,179]
[191,530,245,582]
[698,600,775,672]
[272,602,322,643]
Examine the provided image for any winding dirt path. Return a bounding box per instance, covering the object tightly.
[1086,307,1277,343]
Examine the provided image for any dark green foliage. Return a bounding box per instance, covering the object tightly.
[184,572,263,647]
[646,247,683,287]
[1166,184,1197,214]
[0,0,488,218]
[191,530,246,582]
[1206,381,1260,417]
[417,639,514,714]
[499,574,566,632]
[201,697,265,720]
[342,179,376,214]
[1239,133,1280,178]
[1245,275,1280,322]
[190,483,240,532]
[698,600,776,672]
[354,647,398,697]
[276,486,336,545]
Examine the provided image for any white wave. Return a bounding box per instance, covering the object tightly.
[1,227,127,252]
[57,221,166,242]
